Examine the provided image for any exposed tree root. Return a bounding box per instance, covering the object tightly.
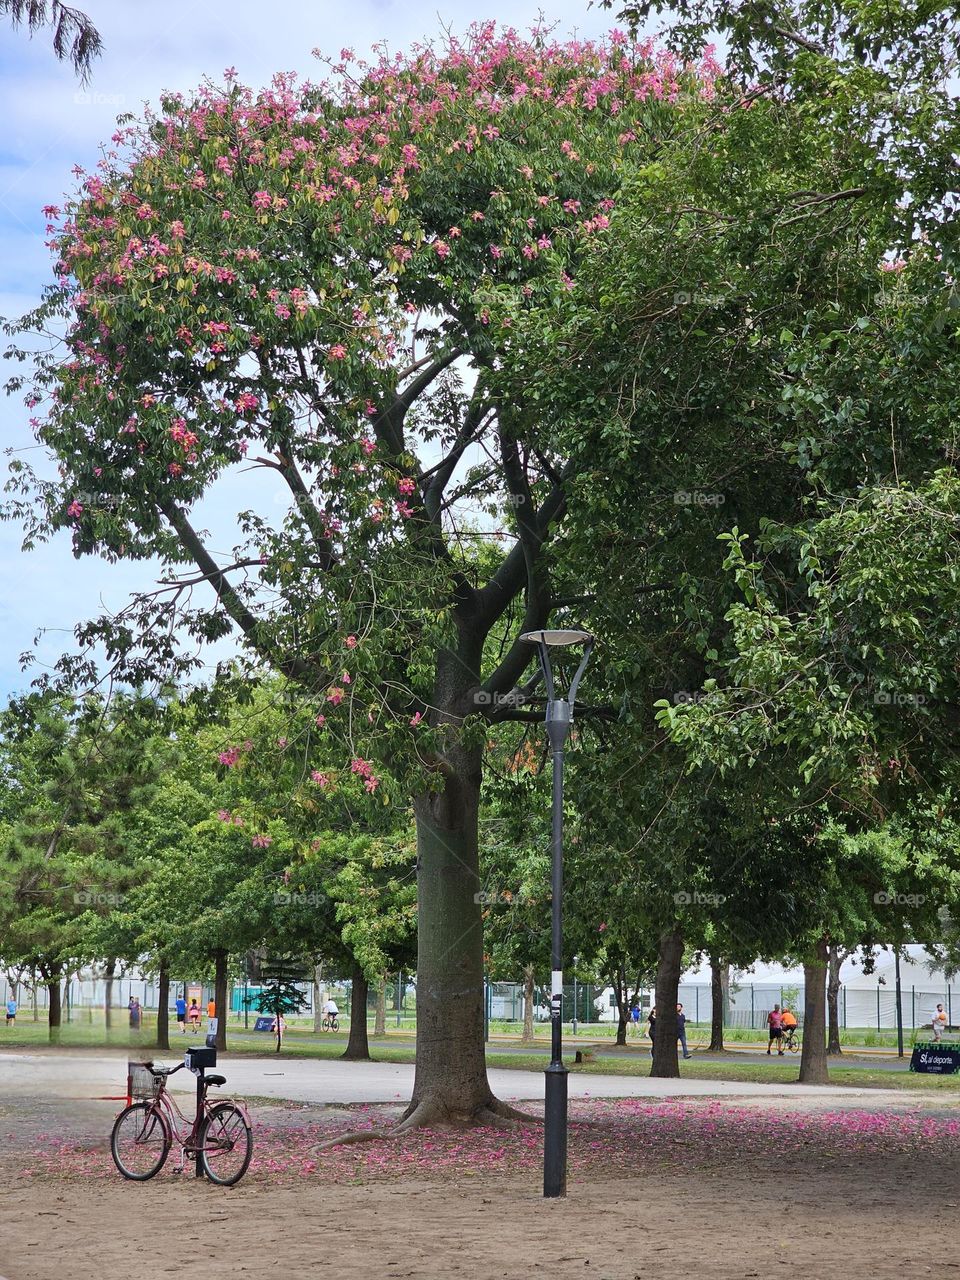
[315,1095,539,1149]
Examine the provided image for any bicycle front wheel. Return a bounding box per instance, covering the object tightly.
[111,1101,172,1180]
[200,1102,253,1186]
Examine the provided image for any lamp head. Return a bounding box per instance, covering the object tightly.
[520,629,594,647]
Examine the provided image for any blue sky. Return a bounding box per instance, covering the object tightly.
[0,0,642,701]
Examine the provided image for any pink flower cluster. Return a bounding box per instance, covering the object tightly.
[351,757,380,792]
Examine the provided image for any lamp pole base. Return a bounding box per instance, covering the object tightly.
[543,1060,568,1198]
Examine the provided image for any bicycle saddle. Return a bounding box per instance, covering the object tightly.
[205,1073,227,1086]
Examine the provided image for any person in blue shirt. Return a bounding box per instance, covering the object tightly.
[5,997,16,1027]
[175,994,187,1033]
[677,1003,693,1059]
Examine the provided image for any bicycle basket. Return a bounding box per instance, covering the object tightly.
[127,1061,163,1100]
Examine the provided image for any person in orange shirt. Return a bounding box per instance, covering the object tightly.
[781,1007,798,1047]
[207,998,216,1020]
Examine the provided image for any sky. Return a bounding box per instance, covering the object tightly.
[0,0,647,702]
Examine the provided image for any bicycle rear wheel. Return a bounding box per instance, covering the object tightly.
[111,1101,172,1180]
[788,1036,801,1053]
[200,1102,253,1186]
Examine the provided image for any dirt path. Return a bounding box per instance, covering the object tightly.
[1,1096,955,1280]
[0,1159,950,1280]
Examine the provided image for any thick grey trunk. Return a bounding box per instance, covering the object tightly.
[373,975,387,1037]
[156,961,170,1051]
[342,962,370,1060]
[47,977,62,1045]
[799,939,829,1083]
[827,943,843,1055]
[709,955,728,1051]
[521,965,536,1044]
[213,950,228,1051]
[313,963,324,1034]
[406,756,492,1121]
[651,929,683,1078]
[104,957,116,1032]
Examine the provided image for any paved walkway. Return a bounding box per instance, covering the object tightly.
[0,1049,914,1110]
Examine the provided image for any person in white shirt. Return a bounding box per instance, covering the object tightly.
[323,998,339,1016]
[932,1004,948,1041]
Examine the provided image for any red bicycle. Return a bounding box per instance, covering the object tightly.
[111,1059,253,1185]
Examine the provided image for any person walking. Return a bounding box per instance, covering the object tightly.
[932,1003,948,1042]
[647,1006,656,1057]
[767,1004,783,1055]
[207,997,216,1021]
[5,996,16,1027]
[128,996,142,1034]
[677,1003,692,1059]
[175,993,187,1034]
[188,998,201,1032]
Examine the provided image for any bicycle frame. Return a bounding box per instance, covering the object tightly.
[135,1069,251,1177]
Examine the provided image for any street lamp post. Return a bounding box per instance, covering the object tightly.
[521,628,594,1200]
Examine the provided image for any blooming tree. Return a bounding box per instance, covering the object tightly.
[8,24,719,1124]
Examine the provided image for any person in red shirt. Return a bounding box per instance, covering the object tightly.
[767,1004,783,1055]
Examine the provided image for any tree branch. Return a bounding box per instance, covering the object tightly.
[157,500,320,684]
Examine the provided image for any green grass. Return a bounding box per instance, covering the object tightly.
[483,1051,960,1094]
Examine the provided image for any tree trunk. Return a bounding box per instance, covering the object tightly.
[156,961,170,1051]
[47,976,62,1046]
[213,950,228,1051]
[374,975,387,1037]
[104,957,116,1032]
[521,965,536,1044]
[799,938,829,1083]
[827,943,843,1055]
[651,929,683,1078]
[313,962,324,1034]
[613,962,628,1046]
[709,954,727,1051]
[404,732,494,1126]
[342,962,370,1061]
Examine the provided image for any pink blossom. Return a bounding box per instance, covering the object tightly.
[345,635,358,648]
[434,239,451,259]
[489,244,503,259]
[341,670,352,684]
[327,687,344,706]
[328,344,348,361]
[310,770,331,788]
[218,747,241,767]
[315,714,326,727]
[409,711,423,726]
[252,190,272,211]
[66,500,83,518]
[216,810,231,822]
[395,500,414,518]
[252,834,273,848]
[397,476,416,495]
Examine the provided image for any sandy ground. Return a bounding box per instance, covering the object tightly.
[1,1054,957,1280]
[1,1147,955,1280]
